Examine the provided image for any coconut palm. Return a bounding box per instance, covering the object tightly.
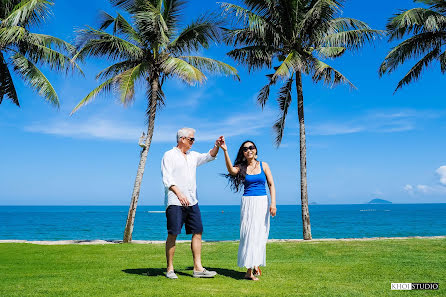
[379,0,446,92]
[222,0,381,240]
[0,0,80,107]
[71,0,239,242]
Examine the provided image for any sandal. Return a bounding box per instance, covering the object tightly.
[253,267,262,276]
[244,274,259,281]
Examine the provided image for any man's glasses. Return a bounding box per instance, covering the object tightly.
[242,145,256,152]
[183,137,195,142]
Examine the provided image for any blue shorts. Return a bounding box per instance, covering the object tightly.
[166,204,203,235]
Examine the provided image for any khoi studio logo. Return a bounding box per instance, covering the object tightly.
[391,283,439,290]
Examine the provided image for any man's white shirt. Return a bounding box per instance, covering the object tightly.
[161,147,216,207]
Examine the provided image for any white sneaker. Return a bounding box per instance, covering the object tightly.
[193,268,217,278]
[166,270,178,279]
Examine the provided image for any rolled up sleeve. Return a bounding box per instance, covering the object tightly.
[196,150,216,167]
[161,154,176,189]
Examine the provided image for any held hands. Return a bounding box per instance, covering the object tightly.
[270,204,277,217]
[216,136,227,151]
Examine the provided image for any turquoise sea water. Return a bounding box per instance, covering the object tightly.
[1,204,445,241]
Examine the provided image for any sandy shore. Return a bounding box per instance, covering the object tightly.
[0,235,445,245]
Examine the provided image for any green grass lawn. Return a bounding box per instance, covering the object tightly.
[0,238,445,296]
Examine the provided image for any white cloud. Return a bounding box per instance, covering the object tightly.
[24,108,276,143]
[404,183,446,196]
[436,166,446,186]
[308,123,363,136]
[416,184,431,194]
[25,119,143,141]
[307,109,438,136]
[403,184,414,195]
[404,165,446,197]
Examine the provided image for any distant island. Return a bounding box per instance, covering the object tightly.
[368,199,392,204]
[309,202,318,205]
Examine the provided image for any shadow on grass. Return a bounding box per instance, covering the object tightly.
[185,266,245,280]
[122,268,190,277]
[122,267,245,280]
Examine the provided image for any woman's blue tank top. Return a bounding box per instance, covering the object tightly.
[243,161,267,196]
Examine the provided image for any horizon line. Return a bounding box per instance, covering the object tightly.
[1,202,445,206]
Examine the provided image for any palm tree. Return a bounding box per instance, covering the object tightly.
[222,0,381,240]
[71,0,239,243]
[0,0,80,107]
[379,0,446,92]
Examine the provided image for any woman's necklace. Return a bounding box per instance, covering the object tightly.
[247,161,259,174]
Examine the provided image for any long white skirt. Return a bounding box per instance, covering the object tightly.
[237,195,270,269]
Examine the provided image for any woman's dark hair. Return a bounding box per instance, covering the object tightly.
[223,140,258,192]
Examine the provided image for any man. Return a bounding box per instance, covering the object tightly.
[161,127,220,279]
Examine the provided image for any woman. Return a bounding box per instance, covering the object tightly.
[217,136,276,281]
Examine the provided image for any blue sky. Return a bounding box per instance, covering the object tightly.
[1,0,446,205]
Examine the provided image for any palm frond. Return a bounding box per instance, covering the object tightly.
[18,38,82,74]
[312,59,356,89]
[114,63,145,105]
[220,2,281,47]
[257,73,276,109]
[1,0,53,28]
[168,15,220,54]
[98,12,142,44]
[95,59,141,80]
[70,77,115,115]
[226,45,273,72]
[11,51,58,107]
[0,25,27,46]
[242,0,275,12]
[162,57,206,85]
[110,0,158,12]
[326,17,373,32]
[440,49,446,73]
[379,31,444,75]
[220,2,271,30]
[0,0,21,19]
[1,28,84,75]
[273,76,294,147]
[322,29,382,50]
[315,46,346,59]
[0,52,19,106]
[387,8,446,41]
[272,50,309,81]
[298,0,342,41]
[417,0,446,14]
[162,0,185,33]
[133,2,170,46]
[223,27,263,46]
[98,11,115,31]
[26,33,77,55]
[109,0,141,11]
[178,56,239,80]
[74,27,143,62]
[394,46,441,92]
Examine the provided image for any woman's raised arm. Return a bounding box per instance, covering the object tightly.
[217,136,240,176]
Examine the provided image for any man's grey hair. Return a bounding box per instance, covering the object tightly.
[177,127,196,142]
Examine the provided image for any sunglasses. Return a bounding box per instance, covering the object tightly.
[183,137,195,142]
[242,145,256,152]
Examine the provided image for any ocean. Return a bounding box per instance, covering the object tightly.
[1,204,445,241]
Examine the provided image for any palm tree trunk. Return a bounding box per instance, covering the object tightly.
[123,75,159,243]
[296,71,312,240]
